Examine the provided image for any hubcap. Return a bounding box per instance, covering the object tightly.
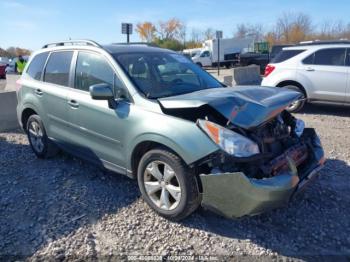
[143,161,181,211]
[28,121,44,153]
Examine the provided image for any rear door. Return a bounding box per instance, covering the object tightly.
[42,51,73,140]
[298,48,347,102]
[346,48,350,104]
[66,50,130,172]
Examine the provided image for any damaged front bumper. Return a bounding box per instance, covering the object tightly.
[199,129,325,219]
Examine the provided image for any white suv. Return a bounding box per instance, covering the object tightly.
[261,41,350,112]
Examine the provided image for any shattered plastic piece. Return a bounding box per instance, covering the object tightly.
[295,119,305,137]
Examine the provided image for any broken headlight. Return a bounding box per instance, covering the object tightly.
[197,119,260,157]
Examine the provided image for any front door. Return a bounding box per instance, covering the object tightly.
[298,48,347,103]
[66,51,130,172]
[200,50,212,67]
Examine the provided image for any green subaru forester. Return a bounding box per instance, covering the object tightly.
[16,40,325,220]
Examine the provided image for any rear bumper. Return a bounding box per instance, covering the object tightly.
[199,130,325,219]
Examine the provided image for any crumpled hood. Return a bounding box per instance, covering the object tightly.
[158,86,302,129]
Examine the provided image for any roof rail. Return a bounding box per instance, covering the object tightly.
[42,39,101,49]
[297,39,350,46]
[111,42,159,47]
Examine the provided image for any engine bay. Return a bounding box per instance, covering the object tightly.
[193,110,319,180]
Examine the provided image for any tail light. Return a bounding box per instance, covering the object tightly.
[264,64,275,77]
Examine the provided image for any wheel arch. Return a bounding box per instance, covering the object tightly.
[276,80,308,98]
[130,140,184,178]
[21,107,38,130]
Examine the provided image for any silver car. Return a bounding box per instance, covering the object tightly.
[262,40,350,112]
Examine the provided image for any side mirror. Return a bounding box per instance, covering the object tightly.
[89,83,114,100]
[115,86,128,100]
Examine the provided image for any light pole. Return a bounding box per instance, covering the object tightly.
[216,30,223,76]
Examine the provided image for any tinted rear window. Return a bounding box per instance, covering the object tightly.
[271,50,305,63]
[302,53,314,64]
[26,52,49,80]
[44,51,73,86]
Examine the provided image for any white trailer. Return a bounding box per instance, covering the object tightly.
[192,37,254,68]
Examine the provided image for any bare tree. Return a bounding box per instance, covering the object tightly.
[179,23,187,47]
[203,28,215,40]
[235,24,248,38]
[190,28,202,43]
[318,20,349,40]
[234,23,264,41]
[276,12,313,43]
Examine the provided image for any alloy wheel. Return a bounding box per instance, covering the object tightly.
[28,121,44,153]
[143,161,181,211]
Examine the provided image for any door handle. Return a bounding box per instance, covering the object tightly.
[35,89,43,96]
[305,67,315,72]
[68,99,79,108]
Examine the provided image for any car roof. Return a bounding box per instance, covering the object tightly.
[102,44,174,54]
[283,44,350,51]
[33,40,176,58]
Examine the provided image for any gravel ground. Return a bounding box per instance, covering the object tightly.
[1,104,350,261]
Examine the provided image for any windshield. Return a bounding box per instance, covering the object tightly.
[114,52,222,98]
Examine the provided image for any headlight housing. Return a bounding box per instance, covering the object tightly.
[197,119,260,157]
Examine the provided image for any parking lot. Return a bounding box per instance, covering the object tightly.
[0,74,17,93]
[1,75,349,260]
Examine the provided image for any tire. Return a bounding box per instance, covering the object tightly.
[196,62,202,67]
[281,85,306,113]
[137,148,200,221]
[26,115,59,158]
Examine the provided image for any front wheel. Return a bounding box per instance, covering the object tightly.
[282,85,306,113]
[137,149,200,221]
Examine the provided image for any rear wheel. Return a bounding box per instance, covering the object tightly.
[196,62,202,67]
[137,149,200,221]
[26,115,59,158]
[281,85,306,112]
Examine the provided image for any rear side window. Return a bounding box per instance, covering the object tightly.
[347,49,350,66]
[75,52,116,92]
[44,51,73,86]
[26,52,48,80]
[302,53,314,64]
[313,48,346,66]
[271,50,305,63]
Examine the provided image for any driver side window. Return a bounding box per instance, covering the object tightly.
[75,52,124,93]
[200,51,210,57]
